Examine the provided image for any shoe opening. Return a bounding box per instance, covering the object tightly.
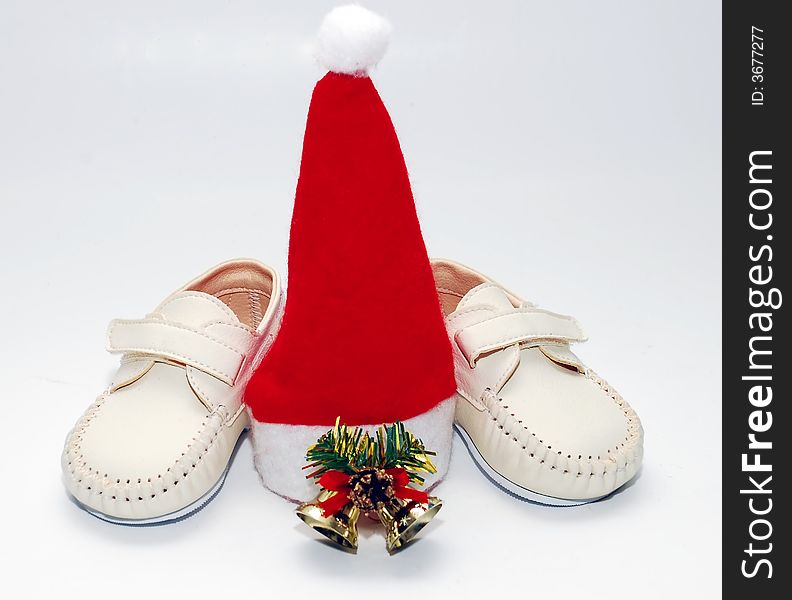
[187,260,276,329]
[430,259,489,316]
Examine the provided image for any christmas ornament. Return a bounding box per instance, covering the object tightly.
[245,4,457,503]
[296,419,442,554]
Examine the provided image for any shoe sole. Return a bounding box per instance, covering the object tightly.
[69,429,247,526]
[453,424,606,506]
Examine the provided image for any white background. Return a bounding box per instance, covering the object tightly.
[0,1,721,598]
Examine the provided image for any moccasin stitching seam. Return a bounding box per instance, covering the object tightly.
[64,395,225,503]
[480,372,642,480]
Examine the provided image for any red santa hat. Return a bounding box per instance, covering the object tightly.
[245,5,457,502]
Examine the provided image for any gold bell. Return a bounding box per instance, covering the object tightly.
[377,496,442,554]
[295,490,360,553]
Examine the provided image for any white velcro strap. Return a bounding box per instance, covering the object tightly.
[454,309,586,367]
[106,319,246,385]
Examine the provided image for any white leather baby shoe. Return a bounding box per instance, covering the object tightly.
[62,259,283,524]
[432,259,643,505]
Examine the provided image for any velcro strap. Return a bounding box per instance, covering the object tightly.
[106,319,246,385]
[454,309,586,367]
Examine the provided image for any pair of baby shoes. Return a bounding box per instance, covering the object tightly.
[62,258,642,523]
[61,6,643,525]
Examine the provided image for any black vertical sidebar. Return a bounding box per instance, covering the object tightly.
[723,1,789,597]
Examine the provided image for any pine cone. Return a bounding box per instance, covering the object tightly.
[348,468,395,511]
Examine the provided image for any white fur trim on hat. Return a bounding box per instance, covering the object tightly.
[315,5,391,76]
[249,396,457,502]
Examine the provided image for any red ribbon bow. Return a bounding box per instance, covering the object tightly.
[317,468,429,515]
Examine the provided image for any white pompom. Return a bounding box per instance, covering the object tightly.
[315,5,391,76]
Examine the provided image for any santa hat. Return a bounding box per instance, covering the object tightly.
[245,5,457,502]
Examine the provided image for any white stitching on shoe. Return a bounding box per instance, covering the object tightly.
[480,371,642,480]
[64,394,226,503]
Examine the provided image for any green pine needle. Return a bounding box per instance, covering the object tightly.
[304,418,437,485]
